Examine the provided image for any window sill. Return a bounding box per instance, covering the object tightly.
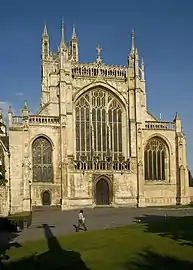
[145,180,170,185]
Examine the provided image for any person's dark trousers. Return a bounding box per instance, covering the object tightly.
[77,220,87,231]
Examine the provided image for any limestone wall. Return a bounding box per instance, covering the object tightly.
[142,129,177,206]
[9,130,23,213]
[61,170,138,210]
[113,173,137,206]
[9,124,61,212]
[190,187,193,202]
[31,183,61,207]
[29,125,61,207]
[0,186,8,217]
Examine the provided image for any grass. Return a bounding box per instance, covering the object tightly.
[1,215,193,270]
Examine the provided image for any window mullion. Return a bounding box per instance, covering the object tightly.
[160,150,163,180]
[147,149,150,180]
[117,110,119,154]
[100,109,103,159]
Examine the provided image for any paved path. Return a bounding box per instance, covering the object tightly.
[14,207,193,243]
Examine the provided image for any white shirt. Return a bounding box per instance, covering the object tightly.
[78,212,85,222]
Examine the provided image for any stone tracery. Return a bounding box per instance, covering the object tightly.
[144,137,168,181]
[75,87,123,163]
[32,136,53,182]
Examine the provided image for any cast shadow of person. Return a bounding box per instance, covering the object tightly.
[3,223,90,270]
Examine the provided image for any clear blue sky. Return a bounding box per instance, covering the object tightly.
[0,0,193,169]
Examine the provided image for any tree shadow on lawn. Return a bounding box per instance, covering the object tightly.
[2,224,90,270]
[134,215,193,247]
[125,249,193,270]
[0,218,22,264]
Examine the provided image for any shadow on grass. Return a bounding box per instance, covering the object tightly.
[0,218,22,264]
[126,249,193,270]
[135,215,193,247]
[2,223,90,270]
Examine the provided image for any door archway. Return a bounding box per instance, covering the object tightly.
[42,190,51,206]
[95,178,111,205]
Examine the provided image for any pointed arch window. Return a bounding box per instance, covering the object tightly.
[144,138,167,181]
[75,88,123,161]
[32,137,53,182]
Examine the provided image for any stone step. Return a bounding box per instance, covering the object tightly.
[32,205,61,212]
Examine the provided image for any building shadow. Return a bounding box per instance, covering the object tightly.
[2,223,90,270]
[134,214,193,247]
[125,249,193,270]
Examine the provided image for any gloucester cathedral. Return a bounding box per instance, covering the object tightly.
[0,21,190,215]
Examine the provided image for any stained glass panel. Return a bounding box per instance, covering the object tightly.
[75,88,123,161]
[144,138,167,181]
[32,137,53,182]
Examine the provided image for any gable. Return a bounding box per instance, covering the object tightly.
[145,111,157,121]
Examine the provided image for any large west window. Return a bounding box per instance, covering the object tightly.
[32,137,53,182]
[75,87,123,161]
[144,137,167,181]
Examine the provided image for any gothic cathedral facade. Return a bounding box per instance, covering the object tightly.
[0,22,190,215]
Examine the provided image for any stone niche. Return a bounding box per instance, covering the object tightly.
[114,173,137,197]
[31,184,61,207]
[71,172,93,199]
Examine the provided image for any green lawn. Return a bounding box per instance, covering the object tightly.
[2,216,193,270]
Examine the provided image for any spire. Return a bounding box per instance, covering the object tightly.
[128,29,140,71]
[128,29,136,65]
[8,105,12,114]
[60,18,66,47]
[174,112,180,121]
[141,58,144,71]
[70,24,79,62]
[23,100,28,110]
[0,109,3,123]
[72,24,77,39]
[174,112,182,133]
[42,23,49,59]
[8,106,13,128]
[22,100,29,121]
[43,24,48,36]
[0,109,6,135]
[141,58,145,81]
[131,29,135,51]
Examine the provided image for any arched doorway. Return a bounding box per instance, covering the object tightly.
[42,190,51,206]
[95,179,110,205]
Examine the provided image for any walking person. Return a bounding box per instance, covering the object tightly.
[76,210,87,232]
